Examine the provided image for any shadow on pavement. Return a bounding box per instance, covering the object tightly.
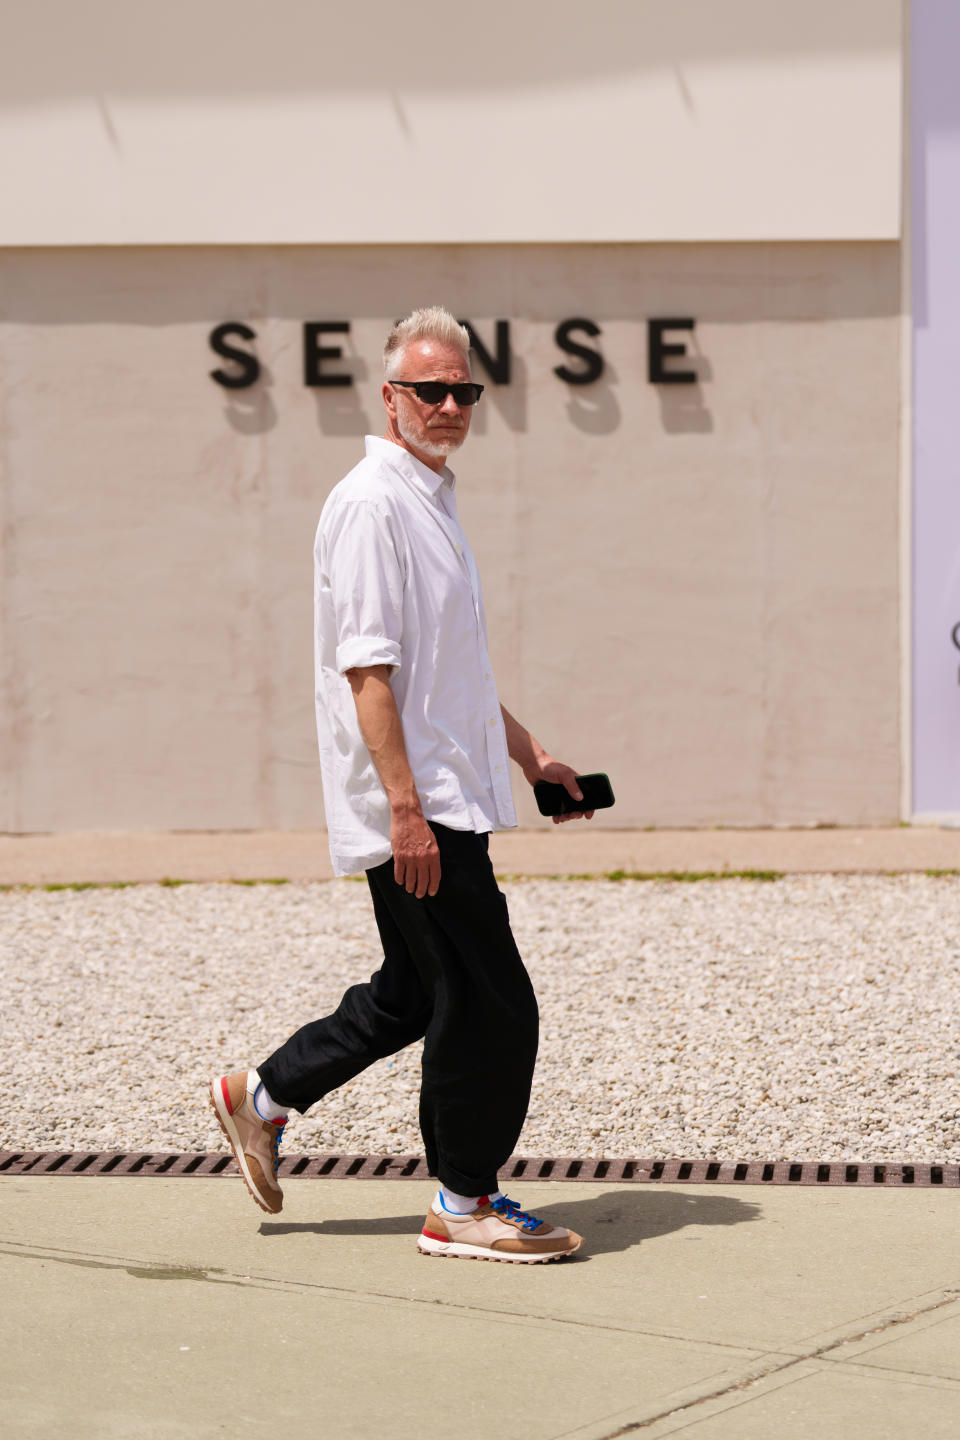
[259,1189,762,1255]
[261,1213,425,1238]
[532,1190,762,1255]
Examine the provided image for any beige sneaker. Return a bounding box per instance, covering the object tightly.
[209,1070,286,1214]
[417,1194,583,1263]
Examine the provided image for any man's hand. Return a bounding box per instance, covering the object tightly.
[347,665,442,898]
[525,757,596,825]
[499,703,596,825]
[391,803,442,898]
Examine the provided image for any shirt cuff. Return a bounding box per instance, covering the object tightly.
[335,636,402,675]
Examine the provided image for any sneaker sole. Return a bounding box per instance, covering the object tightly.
[417,1235,582,1263]
[208,1079,282,1215]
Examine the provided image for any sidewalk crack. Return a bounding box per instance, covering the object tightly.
[0,1239,755,1346]
[592,1288,960,1437]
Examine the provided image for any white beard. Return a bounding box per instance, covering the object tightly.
[397,409,466,459]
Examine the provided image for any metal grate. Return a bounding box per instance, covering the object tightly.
[0,1151,957,1186]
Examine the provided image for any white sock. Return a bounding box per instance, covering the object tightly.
[253,1080,289,1123]
[436,1185,484,1214]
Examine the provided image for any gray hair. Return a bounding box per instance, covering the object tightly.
[383,306,471,378]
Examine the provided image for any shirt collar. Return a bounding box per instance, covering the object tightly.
[365,436,456,497]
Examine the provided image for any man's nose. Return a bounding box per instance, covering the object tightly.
[438,391,462,414]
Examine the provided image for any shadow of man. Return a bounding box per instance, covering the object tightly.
[260,1186,761,1257]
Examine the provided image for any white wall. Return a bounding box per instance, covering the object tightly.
[0,242,901,833]
[0,0,902,245]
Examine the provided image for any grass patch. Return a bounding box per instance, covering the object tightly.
[605,868,783,882]
[4,869,957,893]
[230,877,290,886]
[494,869,785,883]
[160,876,292,887]
[0,876,295,893]
[42,880,135,892]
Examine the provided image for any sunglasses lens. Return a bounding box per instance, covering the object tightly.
[399,381,483,405]
[416,383,447,404]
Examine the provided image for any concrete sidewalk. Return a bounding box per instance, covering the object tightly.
[3,1175,960,1438]
[3,825,960,884]
[7,834,960,1439]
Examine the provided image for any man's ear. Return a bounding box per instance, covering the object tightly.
[382,381,398,417]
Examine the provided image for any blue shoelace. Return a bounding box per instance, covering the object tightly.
[270,1120,285,1176]
[490,1195,541,1231]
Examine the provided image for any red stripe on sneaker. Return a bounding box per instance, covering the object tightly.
[220,1077,235,1115]
[421,1228,448,1242]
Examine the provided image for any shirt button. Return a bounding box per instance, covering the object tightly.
[489,718,496,727]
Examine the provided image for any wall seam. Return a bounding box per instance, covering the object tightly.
[899,0,914,822]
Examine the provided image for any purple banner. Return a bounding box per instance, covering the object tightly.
[912,0,960,817]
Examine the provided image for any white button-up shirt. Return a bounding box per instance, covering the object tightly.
[314,436,517,876]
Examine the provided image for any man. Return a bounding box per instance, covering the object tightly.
[211,307,594,1263]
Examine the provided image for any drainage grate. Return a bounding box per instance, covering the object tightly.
[0,1151,957,1186]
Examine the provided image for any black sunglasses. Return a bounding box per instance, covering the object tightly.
[390,380,484,406]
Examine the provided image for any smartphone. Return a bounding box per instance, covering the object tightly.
[533,772,615,817]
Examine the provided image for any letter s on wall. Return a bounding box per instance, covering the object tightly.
[209,323,260,389]
[553,319,604,386]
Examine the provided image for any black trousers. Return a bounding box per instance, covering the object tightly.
[257,824,539,1195]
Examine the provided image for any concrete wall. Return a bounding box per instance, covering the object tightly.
[0,0,902,243]
[0,242,901,832]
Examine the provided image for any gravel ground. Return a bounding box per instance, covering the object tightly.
[3,874,960,1162]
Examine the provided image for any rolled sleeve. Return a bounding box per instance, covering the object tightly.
[335,635,402,674]
[324,499,405,677]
